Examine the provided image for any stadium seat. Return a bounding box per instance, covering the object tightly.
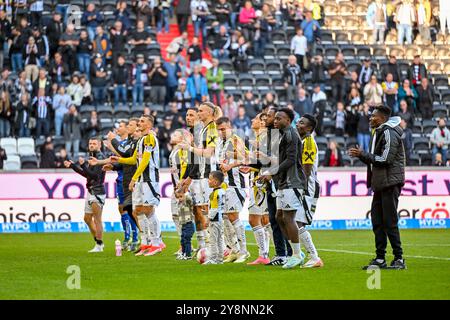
[238,73,254,90]
[371,46,387,59]
[114,105,131,119]
[1,137,17,156]
[433,75,449,90]
[339,2,354,16]
[420,153,432,166]
[432,105,448,119]
[333,136,346,149]
[248,59,265,75]
[263,44,277,59]
[335,31,350,45]
[352,158,365,167]
[408,154,421,166]
[324,45,340,60]
[412,120,423,135]
[265,59,282,75]
[276,44,291,60]
[80,105,96,119]
[413,137,430,153]
[322,120,335,136]
[345,136,358,149]
[254,74,271,90]
[340,45,355,59]
[3,155,21,170]
[435,46,450,59]
[271,75,285,90]
[441,89,450,105]
[427,61,443,74]
[20,155,39,169]
[422,119,437,134]
[218,59,233,74]
[97,105,114,118]
[223,74,238,90]
[271,30,287,45]
[321,30,334,45]
[17,138,36,156]
[315,136,328,151]
[342,154,352,166]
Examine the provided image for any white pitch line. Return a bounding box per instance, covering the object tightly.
[163,236,450,261]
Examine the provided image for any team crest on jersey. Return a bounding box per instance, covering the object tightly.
[304,151,315,162]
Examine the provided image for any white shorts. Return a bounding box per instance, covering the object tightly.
[224,188,246,213]
[171,194,178,216]
[248,187,268,215]
[296,181,320,225]
[84,192,106,214]
[189,178,211,206]
[132,181,160,208]
[276,188,304,212]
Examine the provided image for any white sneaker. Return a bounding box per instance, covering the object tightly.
[88,244,104,253]
[223,251,239,263]
[234,251,251,263]
[203,260,218,265]
[302,257,324,268]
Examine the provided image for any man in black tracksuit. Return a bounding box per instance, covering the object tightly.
[263,107,292,265]
[349,105,406,270]
[64,137,106,253]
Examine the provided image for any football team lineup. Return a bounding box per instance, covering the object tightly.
[1,103,449,299]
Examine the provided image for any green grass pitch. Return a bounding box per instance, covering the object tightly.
[0,229,449,300]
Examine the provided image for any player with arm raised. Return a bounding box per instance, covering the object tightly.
[296,114,324,268]
[64,137,106,253]
[110,115,163,256]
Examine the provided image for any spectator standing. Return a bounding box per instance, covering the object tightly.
[232,105,251,137]
[135,0,153,27]
[66,74,84,108]
[52,85,72,137]
[333,102,346,136]
[311,84,327,104]
[396,0,416,45]
[55,0,70,25]
[49,52,69,86]
[112,55,129,108]
[59,24,79,74]
[76,30,93,79]
[328,53,347,104]
[311,54,326,89]
[157,0,171,33]
[206,58,224,106]
[0,90,12,138]
[231,35,250,73]
[0,144,6,169]
[416,0,432,44]
[167,31,189,56]
[347,87,362,108]
[164,54,182,104]
[90,53,108,106]
[300,10,320,55]
[110,20,128,68]
[32,27,49,68]
[16,93,32,137]
[408,55,427,87]
[149,56,168,106]
[80,75,92,105]
[32,68,52,98]
[83,110,102,141]
[214,0,232,28]
[439,0,450,35]
[81,3,104,42]
[416,78,434,120]
[400,119,413,165]
[187,37,202,67]
[323,140,344,167]
[10,18,31,73]
[291,28,308,71]
[130,54,149,109]
[32,88,52,138]
[294,87,313,116]
[191,0,209,49]
[212,25,231,59]
[165,102,185,129]
[46,12,63,57]
[371,0,387,44]
[186,64,208,105]
[63,105,82,160]
[114,0,132,31]
[242,90,260,119]
[176,0,191,33]
[430,118,450,166]
[23,36,40,82]
[0,10,12,70]
[397,99,414,129]
[239,1,257,40]
[357,104,371,152]
[398,79,418,112]
[14,70,33,100]
[284,55,302,103]
[39,141,57,168]
[174,79,192,112]
[222,94,239,121]
[92,26,111,64]
[357,58,374,88]
[253,3,276,59]
[363,75,383,107]
[382,73,399,113]
[381,55,402,84]
[128,20,152,56]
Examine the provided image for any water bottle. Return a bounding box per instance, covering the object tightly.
[115,239,122,256]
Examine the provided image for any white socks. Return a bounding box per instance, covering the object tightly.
[223,216,239,253]
[299,227,318,260]
[232,219,247,254]
[148,213,161,246]
[264,223,272,252]
[289,241,302,257]
[197,230,206,249]
[252,226,268,258]
[173,215,181,236]
[137,214,150,246]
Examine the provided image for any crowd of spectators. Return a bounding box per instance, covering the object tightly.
[0,0,448,169]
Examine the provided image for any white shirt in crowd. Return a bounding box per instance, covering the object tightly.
[290,34,308,56]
